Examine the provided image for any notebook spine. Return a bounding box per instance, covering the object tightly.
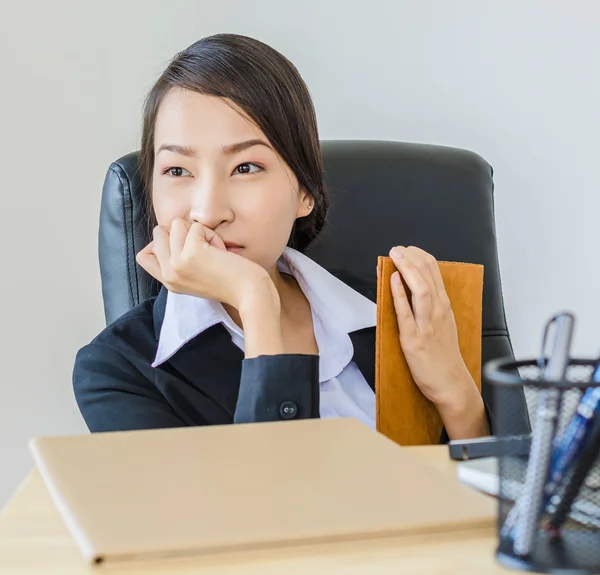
[28,438,100,564]
[375,257,385,431]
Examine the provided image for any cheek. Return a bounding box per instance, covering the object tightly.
[239,178,299,227]
[151,187,190,227]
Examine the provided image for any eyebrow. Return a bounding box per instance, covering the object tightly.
[156,139,272,157]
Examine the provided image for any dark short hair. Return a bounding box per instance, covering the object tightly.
[139,33,329,251]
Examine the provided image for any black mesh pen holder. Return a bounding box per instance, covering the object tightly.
[484,357,600,574]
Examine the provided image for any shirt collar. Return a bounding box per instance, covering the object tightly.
[152,247,376,368]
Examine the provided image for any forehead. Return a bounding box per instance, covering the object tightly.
[154,88,265,149]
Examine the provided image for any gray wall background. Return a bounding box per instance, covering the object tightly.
[1,0,598,505]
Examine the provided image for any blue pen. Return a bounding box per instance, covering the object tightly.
[547,390,600,536]
[545,379,600,501]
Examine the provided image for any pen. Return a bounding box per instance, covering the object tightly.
[511,312,575,556]
[500,314,576,538]
[547,358,600,537]
[545,383,600,501]
[547,404,600,537]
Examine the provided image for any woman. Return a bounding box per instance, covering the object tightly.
[74,33,495,440]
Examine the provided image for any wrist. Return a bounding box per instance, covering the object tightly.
[237,273,281,319]
[433,368,489,439]
[424,363,474,411]
[237,275,284,358]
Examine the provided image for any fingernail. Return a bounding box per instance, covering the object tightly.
[390,247,404,259]
[391,271,400,284]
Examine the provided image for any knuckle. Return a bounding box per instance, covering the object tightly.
[403,338,425,355]
[162,269,178,285]
[415,286,430,298]
[396,306,412,319]
[431,307,445,322]
[169,255,184,273]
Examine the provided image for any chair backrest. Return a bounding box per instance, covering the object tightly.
[98,140,529,431]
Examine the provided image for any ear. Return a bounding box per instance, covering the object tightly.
[296,189,314,218]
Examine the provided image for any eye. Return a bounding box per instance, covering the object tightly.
[162,166,192,177]
[233,162,263,175]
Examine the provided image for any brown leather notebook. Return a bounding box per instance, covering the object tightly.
[376,257,484,446]
[29,418,494,565]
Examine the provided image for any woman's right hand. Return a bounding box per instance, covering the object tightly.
[136,218,276,312]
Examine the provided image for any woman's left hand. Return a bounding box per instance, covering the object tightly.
[388,245,474,409]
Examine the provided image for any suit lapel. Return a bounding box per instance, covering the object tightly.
[153,287,243,421]
[165,325,244,421]
[349,327,376,391]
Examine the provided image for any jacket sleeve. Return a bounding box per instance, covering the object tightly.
[73,343,187,432]
[234,354,320,423]
[74,340,321,432]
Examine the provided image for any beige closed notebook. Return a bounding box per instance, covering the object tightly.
[29,418,494,565]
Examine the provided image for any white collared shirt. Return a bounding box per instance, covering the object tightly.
[152,247,377,428]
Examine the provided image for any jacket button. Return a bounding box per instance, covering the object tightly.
[279,401,298,420]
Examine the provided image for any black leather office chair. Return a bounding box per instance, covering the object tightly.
[98,140,530,432]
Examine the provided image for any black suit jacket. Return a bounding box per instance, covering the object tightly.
[73,271,528,437]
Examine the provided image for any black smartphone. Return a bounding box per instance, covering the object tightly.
[448,434,531,460]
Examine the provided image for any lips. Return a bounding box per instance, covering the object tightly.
[223,241,243,253]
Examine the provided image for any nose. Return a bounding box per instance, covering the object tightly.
[188,177,234,230]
